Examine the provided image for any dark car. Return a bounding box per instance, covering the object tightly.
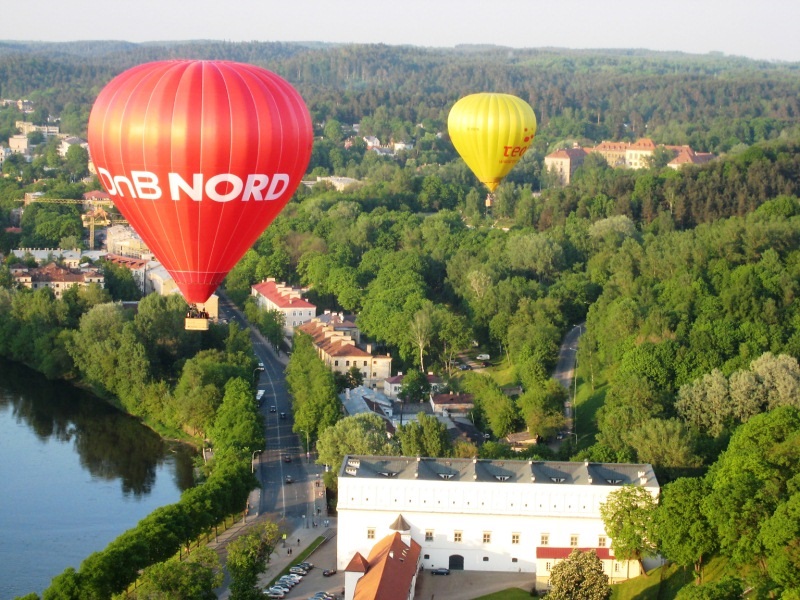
[285,475,293,484]
[283,454,292,463]
[270,405,277,413]
[322,568,337,577]
[280,412,287,419]
[431,567,450,575]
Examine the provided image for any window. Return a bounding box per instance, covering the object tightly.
[540,534,549,546]
[423,554,430,559]
[425,530,434,542]
[512,558,518,563]
[570,535,578,547]
[363,361,367,366]
[511,533,520,545]
[367,528,375,540]
[453,531,462,543]
[614,562,620,573]
[482,557,489,562]
[483,532,491,544]
[546,562,551,572]
[346,360,350,366]
[598,536,607,548]
[334,360,339,366]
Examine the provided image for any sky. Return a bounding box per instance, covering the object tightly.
[7,0,800,63]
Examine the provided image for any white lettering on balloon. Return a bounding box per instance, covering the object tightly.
[97,168,291,202]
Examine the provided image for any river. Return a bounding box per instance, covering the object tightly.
[0,359,195,600]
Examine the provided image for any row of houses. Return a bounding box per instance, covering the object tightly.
[544,137,714,185]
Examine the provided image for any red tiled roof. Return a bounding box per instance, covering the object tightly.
[536,547,612,560]
[431,392,474,405]
[252,280,315,309]
[346,552,370,573]
[546,147,588,160]
[83,190,110,200]
[352,532,421,600]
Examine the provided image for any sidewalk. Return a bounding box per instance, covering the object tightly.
[212,515,338,599]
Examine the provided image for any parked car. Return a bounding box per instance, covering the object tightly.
[322,568,337,577]
[275,578,295,588]
[298,561,314,570]
[476,353,490,360]
[263,590,284,598]
[431,567,450,575]
[268,584,290,594]
[458,363,471,370]
[289,566,307,575]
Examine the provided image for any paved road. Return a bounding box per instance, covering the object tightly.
[214,293,329,598]
[552,322,584,434]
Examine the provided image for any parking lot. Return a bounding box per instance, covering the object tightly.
[414,569,535,600]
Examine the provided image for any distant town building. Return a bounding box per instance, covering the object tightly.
[544,137,716,186]
[251,278,316,336]
[15,121,59,137]
[337,455,660,592]
[58,136,88,158]
[543,146,587,185]
[667,146,714,169]
[9,135,30,156]
[104,225,152,259]
[11,262,104,298]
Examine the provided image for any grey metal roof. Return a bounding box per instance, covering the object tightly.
[340,455,658,488]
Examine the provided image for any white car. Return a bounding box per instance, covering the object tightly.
[476,353,490,360]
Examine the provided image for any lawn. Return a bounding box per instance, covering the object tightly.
[474,588,535,600]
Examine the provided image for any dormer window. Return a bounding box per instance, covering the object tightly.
[550,477,566,483]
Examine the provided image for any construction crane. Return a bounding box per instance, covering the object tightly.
[16,196,127,249]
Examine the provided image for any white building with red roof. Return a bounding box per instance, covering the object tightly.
[337,455,659,592]
[296,314,392,389]
[544,145,587,185]
[344,529,421,600]
[251,278,316,337]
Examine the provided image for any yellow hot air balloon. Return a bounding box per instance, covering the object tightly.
[448,93,537,193]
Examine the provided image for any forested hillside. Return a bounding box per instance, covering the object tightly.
[2,40,800,154]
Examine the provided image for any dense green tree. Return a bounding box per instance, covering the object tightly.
[210,377,264,456]
[599,485,658,575]
[399,368,430,404]
[703,406,800,567]
[547,549,611,600]
[315,413,396,476]
[226,522,280,600]
[133,546,222,600]
[395,412,452,458]
[674,577,744,600]
[653,477,717,580]
[625,418,701,469]
[517,379,567,440]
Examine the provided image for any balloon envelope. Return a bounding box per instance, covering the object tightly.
[447,93,537,192]
[88,60,313,304]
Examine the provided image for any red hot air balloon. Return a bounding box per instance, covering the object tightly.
[88,60,313,313]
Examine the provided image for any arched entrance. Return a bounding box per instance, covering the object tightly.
[448,554,464,570]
